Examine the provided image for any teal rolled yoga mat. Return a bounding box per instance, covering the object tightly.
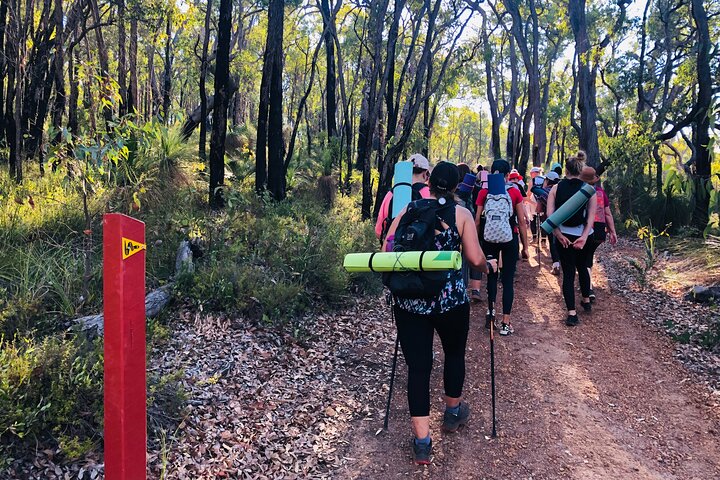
[391,161,414,218]
[541,183,596,234]
[343,251,462,272]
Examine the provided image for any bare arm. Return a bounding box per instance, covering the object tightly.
[515,200,529,258]
[381,207,407,252]
[457,206,490,273]
[605,205,618,244]
[474,203,484,228]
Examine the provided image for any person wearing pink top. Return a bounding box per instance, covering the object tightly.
[375,153,431,241]
[580,167,618,303]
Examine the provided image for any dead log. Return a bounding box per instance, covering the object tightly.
[73,240,194,336]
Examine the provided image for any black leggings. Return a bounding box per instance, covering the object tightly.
[584,237,603,268]
[482,235,519,315]
[394,302,470,417]
[557,234,592,310]
[550,236,560,263]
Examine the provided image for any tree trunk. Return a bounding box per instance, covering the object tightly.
[89,0,113,128]
[506,35,519,162]
[0,0,7,146]
[255,25,273,192]
[255,0,285,198]
[635,0,651,113]
[266,0,285,200]
[128,13,139,113]
[68,34,79,136]
[356,0,391,219]
[320,0,337,140]
[199,0,213,160]
[546,125,557,166]
[50,0,65,147]
[481,13,501,160]
[568,0,601,168]
[209,0,233,208]
[5,0,20,181]
[503,0,540,173]
[689,0,712,229]
[118,0,127,116]
[162,13,173,124]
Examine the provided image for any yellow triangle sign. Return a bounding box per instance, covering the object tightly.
[122,237,146,260]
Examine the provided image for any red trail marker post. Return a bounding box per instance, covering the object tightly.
[103,213,147,479]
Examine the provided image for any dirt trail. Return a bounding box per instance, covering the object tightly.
[339,243,720,479]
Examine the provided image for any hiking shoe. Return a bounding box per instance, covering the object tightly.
[566,314,579,326]
[411,438,432,465]
[589,289,596,303]
[485,310,496,329]
[442,402,470,433]
[550,264,561,275]
[499,322,513,336]
[580,300,592,312]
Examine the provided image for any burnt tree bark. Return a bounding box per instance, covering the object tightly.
[209,0,233,208]
[356,0,390,219]
[320,0,337,141]
[128,12,139,113]
[50,0,65,146]
[255,0,285,198]
[199,0,212,160]
[162,12,173,124]
[266,0,285,200]
[89,0,113,128]
[118,0,128,116]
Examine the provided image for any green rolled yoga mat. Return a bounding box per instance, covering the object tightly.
[541,183,596,234]
[343,251,462,272]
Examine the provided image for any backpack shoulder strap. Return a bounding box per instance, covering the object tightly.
[411,182,426,199]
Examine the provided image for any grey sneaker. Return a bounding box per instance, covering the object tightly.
[411,438,432,465]
[442,402,470,433]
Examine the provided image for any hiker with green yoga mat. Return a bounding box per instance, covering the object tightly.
[546,156,598,327]
[381,161,496,465]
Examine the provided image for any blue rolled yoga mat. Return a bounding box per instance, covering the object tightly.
[541,183,596,234]
[391,161,414,218]
[487,173,506,195]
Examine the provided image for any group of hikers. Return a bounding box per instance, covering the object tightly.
[374,152,618,464]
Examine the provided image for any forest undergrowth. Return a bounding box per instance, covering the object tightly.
[0,132,380,467]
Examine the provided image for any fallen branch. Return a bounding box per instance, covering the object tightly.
[73,240,194,336]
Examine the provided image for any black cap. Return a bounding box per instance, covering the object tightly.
[429,161,460,192]
[490,159,511,175]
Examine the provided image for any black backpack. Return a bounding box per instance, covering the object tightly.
[380,182,427,243]
[382,199,455,299]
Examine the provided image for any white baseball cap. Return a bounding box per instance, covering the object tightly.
[530,166,543,174]
[408,153,430,171]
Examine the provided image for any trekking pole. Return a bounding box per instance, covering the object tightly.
[485,255,498,438]
[384,333,400,431]
[383,295,399,431]
[490,317,497,438]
